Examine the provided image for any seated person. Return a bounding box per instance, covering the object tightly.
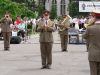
[0,27,2,38]
[10,28,21,44]
[12,28,18,36]
[10,24,18,36]
[0,27,1,33]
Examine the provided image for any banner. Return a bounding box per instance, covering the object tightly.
[79,1,100,12]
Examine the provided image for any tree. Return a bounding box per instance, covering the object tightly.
[11,0,25,3]
[0,0,36,20]
[11,0,37,11]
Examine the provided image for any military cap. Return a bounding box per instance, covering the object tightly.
[43,10,50,16]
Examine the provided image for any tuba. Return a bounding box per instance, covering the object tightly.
[84,18,95,28]
[58,17,70,31]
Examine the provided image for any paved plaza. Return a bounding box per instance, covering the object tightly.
[0,32,89,75]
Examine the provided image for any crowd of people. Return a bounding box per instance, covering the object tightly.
[0,14,36,40]
[11,16,36,39]
[0,12,37,50]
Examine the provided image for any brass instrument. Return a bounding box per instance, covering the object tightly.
[84,18,95,28]
[58,17,70,31]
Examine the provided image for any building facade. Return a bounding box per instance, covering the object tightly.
[37,0,69,16]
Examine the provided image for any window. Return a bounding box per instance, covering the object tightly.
[60,0,66,15]
[39,0,45,4]
[46,0,49,2]
[52,0,57,4]
[52,0,57,5]
[39,0,43,4]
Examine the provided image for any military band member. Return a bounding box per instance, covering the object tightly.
[58,15,70,52]
[0,12,12,51]
[84,12,96,51]
[37,10,55,69]
[83,10,100,75]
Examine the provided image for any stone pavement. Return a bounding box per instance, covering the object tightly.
[0,32,89,75]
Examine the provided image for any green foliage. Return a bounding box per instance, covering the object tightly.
[11,0,25,3]
[0,0,36,20]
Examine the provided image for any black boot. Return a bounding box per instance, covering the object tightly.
[41,65,47,69]
[46,65,51,69]
[4,47,10,51]
[62,49,68,52]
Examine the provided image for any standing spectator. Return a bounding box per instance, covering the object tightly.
[32,18,36,27]
[31,18,36,33]
[37,10,55,69]
[15,16,22,25]
[78,16,85,29]
[69,17,73,28]
[72,17,78,28]
[54,19,58,30]
[0,24,2,38]
[14,16,22,32]
[0,12,12,51]
[17,21,25,41]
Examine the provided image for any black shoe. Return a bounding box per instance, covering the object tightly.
[41,65,47,69]
[66,50,68,52]
[46,65,51,69]
[62,49,68,52]
[4,48,10,51]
